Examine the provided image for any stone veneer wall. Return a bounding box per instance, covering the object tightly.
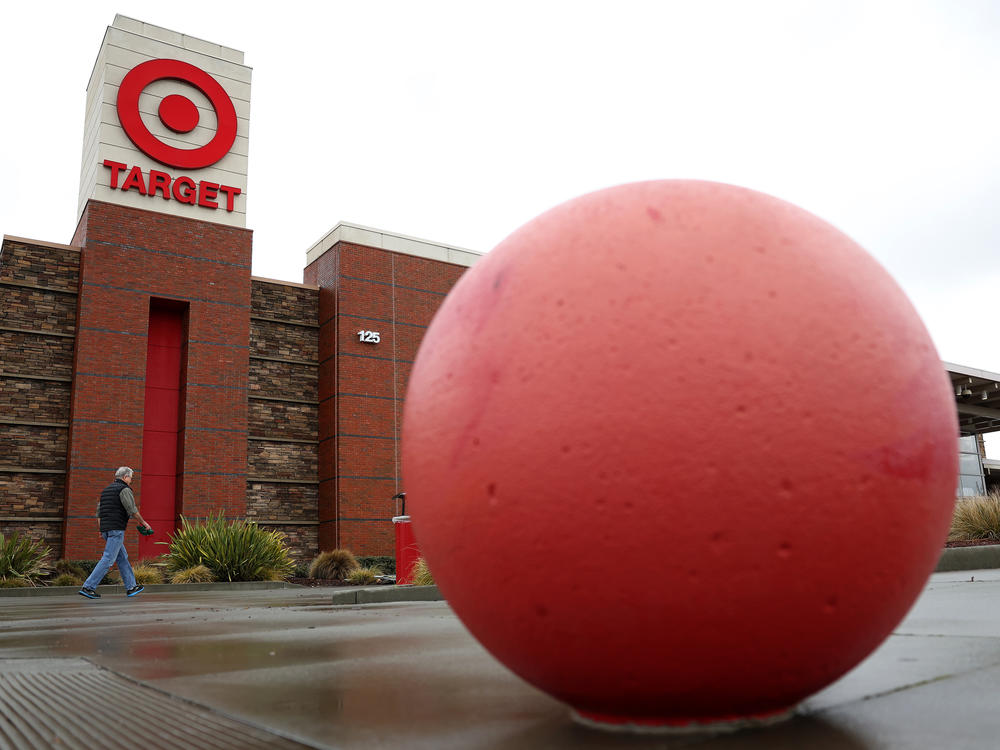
[0,237,81,554]
[248,278,319,562]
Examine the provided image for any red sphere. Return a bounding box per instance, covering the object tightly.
[401,180,957,729]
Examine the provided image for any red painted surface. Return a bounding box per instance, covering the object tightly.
[392,517,420,585]
[402,180,959,727]
[101,160,242,213]
[158,94,200,134]
[117,59,237,169]
[140,300,185,559]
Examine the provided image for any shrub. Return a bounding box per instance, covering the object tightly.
[347,566,380,585]
[0,577,30,588]
[64,560,98,578]
[133,564,164,585]
[292,563,310,578]
[60,560,118,585]
[164,514,294,582]
[51,573,83,587]
[950,493,1000,541]
[309,549,359,580]
[0,531,50,584]
[54,560,87,579]
[357,556,395,576]
[411,557,435,587]
[171,565,217,584]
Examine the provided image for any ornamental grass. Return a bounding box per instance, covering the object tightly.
[51,573,83,587]
[53,560,87,580]
[411,557,435,587]
[164,514,294,582]
[133,564,165,585]
[0,531,50,586]
[346,566,380,585]
[950,492,1000,541]
[309,549,359,580]
[171,565,217,584]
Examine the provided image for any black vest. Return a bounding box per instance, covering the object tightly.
[99,479,131,532]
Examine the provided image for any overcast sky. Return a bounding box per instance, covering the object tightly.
[2,1,998,379]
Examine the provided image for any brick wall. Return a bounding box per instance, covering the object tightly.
[0,237,80,554]
[63,201,252,560]
[2,223,469,564]
[247,278,319,562]
[305,242,467,555]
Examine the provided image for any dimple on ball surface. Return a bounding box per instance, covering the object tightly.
[401,180,958,727]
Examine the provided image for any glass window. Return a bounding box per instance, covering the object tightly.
[961,475,986,496]
[959,435,979,453]
[960,453,982,475]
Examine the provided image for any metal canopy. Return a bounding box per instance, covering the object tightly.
[946,362,1000,436]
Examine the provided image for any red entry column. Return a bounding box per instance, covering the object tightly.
[140,300,186,559]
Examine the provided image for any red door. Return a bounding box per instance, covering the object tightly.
[140,301,186,559]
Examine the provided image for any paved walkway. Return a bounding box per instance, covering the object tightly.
[1,571,999,749]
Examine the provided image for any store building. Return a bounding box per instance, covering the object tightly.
[948,362,1000,496]
[1,16,998,564]
[0,16,479,562]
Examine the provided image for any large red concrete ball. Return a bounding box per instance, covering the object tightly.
[401,180,958,729]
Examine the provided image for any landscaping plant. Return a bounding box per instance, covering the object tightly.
[51,573,83,587]
[357,556,395,575]
[950,492,1000,541]
[347,566,380,585]
[308,549,359,580]
[411,557,435,587]
[164,514,294,582]
[0,531,50,586]
[54,560,88,579]
[133,564,164,585]
[171,565,217,584]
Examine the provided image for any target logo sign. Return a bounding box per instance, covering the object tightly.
[105,58,242,213]
[117,59,237,169]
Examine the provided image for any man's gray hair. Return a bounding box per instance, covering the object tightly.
[115,466,134,480]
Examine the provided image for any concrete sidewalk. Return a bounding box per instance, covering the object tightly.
[1,571,999,749]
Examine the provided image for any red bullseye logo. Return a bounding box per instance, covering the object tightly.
[117,59,237,169]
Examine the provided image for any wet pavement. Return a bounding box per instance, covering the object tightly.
[1,570,1000,749]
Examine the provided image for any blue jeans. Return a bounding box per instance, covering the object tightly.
[83,530,137,591]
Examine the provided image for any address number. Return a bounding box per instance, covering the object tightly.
[358,330,381,344]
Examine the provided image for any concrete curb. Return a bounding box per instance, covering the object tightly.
[0,581,300,598]
[330,584,442,605]
[935,545,1000,572]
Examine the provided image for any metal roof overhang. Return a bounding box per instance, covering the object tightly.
[946,362,1000,436]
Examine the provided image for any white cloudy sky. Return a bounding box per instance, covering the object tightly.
[2,1,998,378]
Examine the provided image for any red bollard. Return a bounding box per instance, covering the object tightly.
[392,515,420,585]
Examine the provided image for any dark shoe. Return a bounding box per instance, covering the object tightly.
[126,585,144,598]
[79,587,100,599]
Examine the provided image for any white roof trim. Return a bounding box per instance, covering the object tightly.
[305,222,483,268]
[944,361,1000,383]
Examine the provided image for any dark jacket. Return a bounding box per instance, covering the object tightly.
[99,479,131,533]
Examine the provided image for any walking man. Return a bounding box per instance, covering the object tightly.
[79,467,153,599]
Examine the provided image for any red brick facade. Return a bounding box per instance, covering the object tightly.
[1,204,469,562]
[304,243,466,554]
[61,201,253,560]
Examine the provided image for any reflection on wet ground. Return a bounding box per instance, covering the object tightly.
[1,576,1000,749]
